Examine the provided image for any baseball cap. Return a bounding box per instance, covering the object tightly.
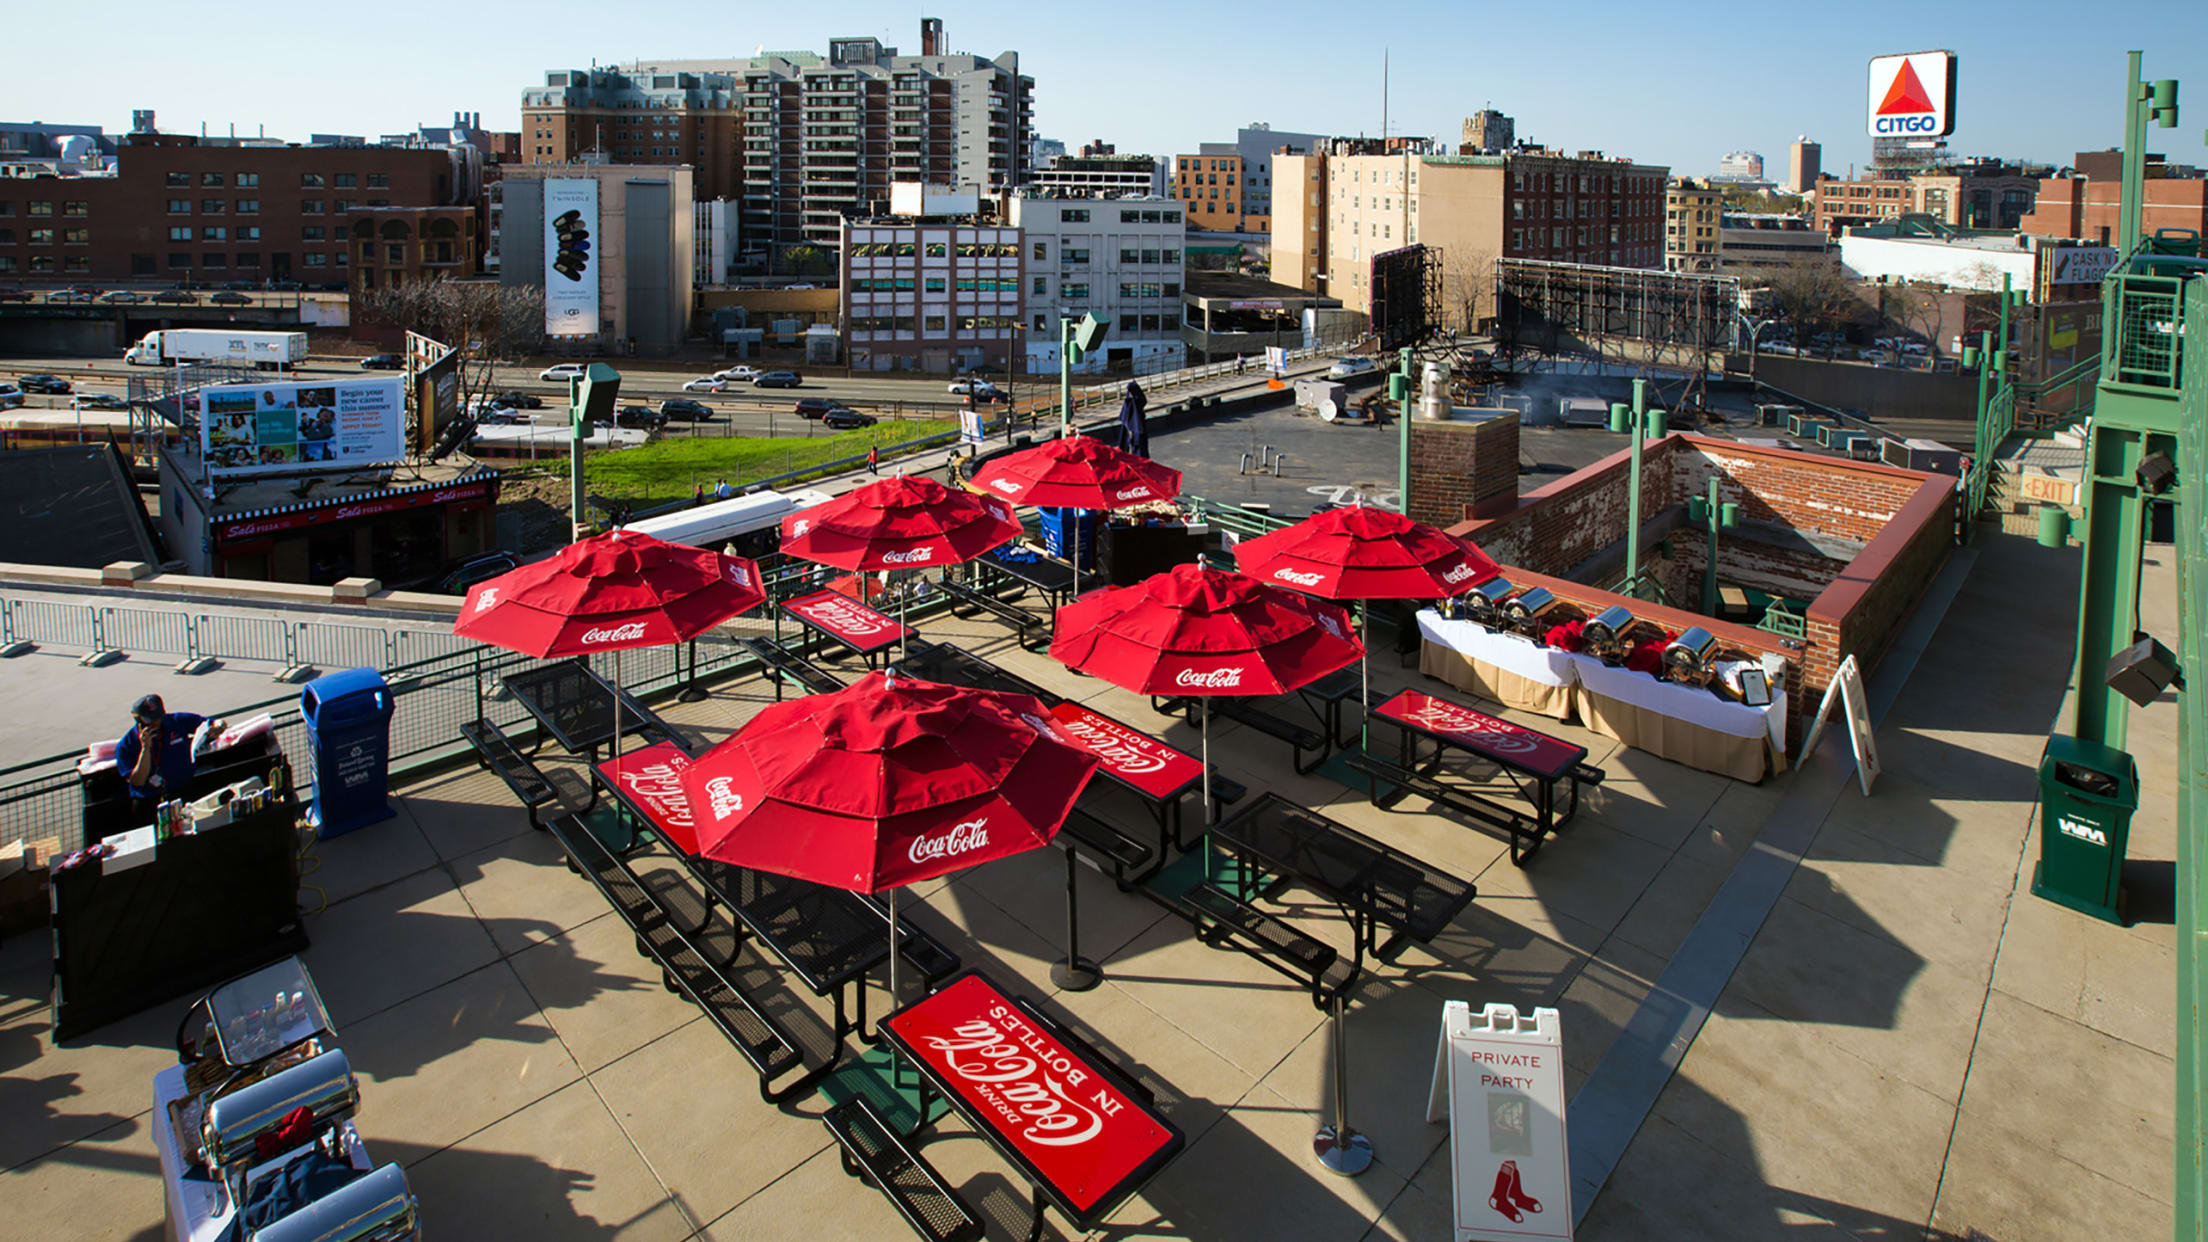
[132,694,165,722]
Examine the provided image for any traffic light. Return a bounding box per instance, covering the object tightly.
[552,209,591,282]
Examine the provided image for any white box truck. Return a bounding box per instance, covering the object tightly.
[124,329,308,369]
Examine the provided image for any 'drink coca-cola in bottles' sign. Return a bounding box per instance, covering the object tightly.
[781,589,908,652]
[886,974,1182,1220]
[1046,703,1203,801]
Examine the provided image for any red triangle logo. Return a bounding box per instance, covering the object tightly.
[1877,59,1935,116]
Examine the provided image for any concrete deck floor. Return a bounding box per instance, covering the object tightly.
[0,530,2176,1241]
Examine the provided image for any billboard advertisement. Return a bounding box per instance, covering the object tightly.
[543,178,600,336]
[201,377,405,477]
[1868,51,1956,138]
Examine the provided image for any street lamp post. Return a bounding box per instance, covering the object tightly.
[1058,312,1111,438]
[1737,312,1776,382]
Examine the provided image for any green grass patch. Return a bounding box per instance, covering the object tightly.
[545,418,955,503]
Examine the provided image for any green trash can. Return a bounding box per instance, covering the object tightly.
[2030,733,2139,925]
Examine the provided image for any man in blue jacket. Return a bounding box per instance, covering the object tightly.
[115,694,206,814]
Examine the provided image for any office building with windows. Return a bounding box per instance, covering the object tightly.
[837,183,1023,373]
[1007,193,1186,375]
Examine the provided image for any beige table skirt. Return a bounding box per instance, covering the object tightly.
[1575,688,1774,783]
[1420,642,1576,720]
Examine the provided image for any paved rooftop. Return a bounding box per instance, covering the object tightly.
[0,529,2177,1241]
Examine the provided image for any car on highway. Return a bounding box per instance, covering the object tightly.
[208,291,251,306]
[715,365,761,382]
[822,407,876,431]
[783,283,818,290]
[0,289,30,303]
[18,374,72,395]
[0,383,23,409]
[492,390,543,410]
[792,397,843,420]
[358,353,404,370]
[539,362,587,383]
[946,378,1007,400]
[682,375,729,393]
[752,370,803,388]
[614,404,668,429]
[98,291,142,304]
[150,289,198,305]
[658,397,714,421]
[1327,356,1379,378]
[267,280,303,292]
[77,393,131,411]
[49,291,97,304]
[465,400,528,425]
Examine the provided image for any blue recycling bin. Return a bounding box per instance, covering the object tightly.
[300,667,396,839]
[1038,507,1098,571]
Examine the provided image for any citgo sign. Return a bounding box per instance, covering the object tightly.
[1867,51,1957,138]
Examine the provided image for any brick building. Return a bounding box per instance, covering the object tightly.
[2019,171,2208,245]
[0,134,468,286]
[1812,161,2041,234]
[347,206,479,293]
[1272,146,1667,329]
[838,184,1022,373]
[1665,178,1722,272]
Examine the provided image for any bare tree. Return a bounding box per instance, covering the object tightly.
[355,278,545,437]
[1763,264,1860,354]
[1443,247,1498,334]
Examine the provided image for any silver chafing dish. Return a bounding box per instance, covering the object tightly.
[1582,605,1637,664]
[1663,626,1721,685]
[1502,586,1561,637]
[1457,576,1514,628]
[203,1048,360,1178]
[250,1163,420,1242]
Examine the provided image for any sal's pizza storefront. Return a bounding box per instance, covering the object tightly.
[178,473,501,587]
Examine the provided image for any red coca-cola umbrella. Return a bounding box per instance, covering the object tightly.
[455,529,768,762]
[1231,504,1501,749]
[683,671,1099,1007]
[779,474,1024,654]
[1050,560,1362,826]
[968,434,1183,596]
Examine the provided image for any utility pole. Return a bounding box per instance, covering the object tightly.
[569,374,585,539]
[1613,380,1666,599]
[1393,345,1414,509]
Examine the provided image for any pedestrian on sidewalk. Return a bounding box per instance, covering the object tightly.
[715,477,733,500]
[867,444,879,474]
[692,483,705,508]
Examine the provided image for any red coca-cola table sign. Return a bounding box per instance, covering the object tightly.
[1046,702,1202,802]
[595,742,701,854]
[781,588,908,654]
[884,973,1182,1222]
[1375,689,1585,780]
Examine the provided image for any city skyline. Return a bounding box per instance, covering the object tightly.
[10,0,2206,179]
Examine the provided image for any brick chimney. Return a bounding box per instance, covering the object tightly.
[921,17,944,55]
[1406,411,1521,527]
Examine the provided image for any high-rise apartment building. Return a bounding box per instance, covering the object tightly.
[838,183,1021,373]
[1461,111,1515,153]
[1272,146,1667,328]
[520,19,1033,263]
[1786,138,1821,195]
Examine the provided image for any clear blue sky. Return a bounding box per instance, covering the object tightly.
[12,0,2206,177]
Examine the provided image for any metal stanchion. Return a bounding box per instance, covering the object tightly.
[1313,990,1374,1175]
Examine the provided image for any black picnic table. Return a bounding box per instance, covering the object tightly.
[892,639,1060,703]
[1367,688,1603,863]
[590,746,958,1054]
[500,658,683,762]
[979,547,1078,612]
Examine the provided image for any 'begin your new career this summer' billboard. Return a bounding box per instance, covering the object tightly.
[200,377,405,477]
[543,178,601,336]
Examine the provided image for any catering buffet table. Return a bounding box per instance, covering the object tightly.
[1416,609,1785,783]
[1417,612,1578,717]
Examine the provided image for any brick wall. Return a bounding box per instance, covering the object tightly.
[1406,412,1522,529]
[1674,438,1924,546]
[1811,472,1958,685]
[1670,536,1841,605]
[1454,434,1683,575]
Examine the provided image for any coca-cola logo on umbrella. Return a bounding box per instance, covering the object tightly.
[1273,567,1324,587]
[989,478,1025,495]
[880,547,934,565]
[1442,561,1480,584]
[1114,485,1153,501]
[473,586,500,612]
[725,563,752,588]
[1174,667,1245,689]
[704,775,743,821]
[908,817,990,864]
[580,621,650,645]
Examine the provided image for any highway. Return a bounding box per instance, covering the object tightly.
[0,352,1070,418]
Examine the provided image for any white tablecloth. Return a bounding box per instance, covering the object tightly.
[1417,612,1578,685]
[1570,654,1786,750]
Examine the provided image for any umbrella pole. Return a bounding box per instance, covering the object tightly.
[1200,699,1214,885]
[1051,846,1101,991]
[887,887,902,1013]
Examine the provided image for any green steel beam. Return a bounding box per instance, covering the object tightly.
[2177,273,2208,1242]
[2123,51,2148,254]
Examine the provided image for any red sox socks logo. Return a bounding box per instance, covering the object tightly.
[1488,1159,1542,1223]
[473,587,499,612]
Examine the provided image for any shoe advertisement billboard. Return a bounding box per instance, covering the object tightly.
[543,178,600,337]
